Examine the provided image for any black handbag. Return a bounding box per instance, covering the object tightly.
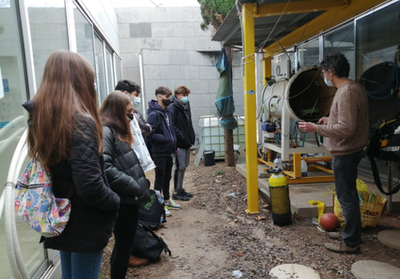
[132,222,171,261]
[367,117,400,195]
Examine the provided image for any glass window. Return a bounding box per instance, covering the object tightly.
[73,5,95,69]
[114,55,122,83]
[356,1,400,75]
[297,39,319,70]
[324,23,355,79]
[106,48,114,93]
[26,0,69,86]
[356,1,400,180]
[0,1,44,278]
[94,35,107,103]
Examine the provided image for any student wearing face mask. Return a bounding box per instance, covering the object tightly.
[147,86,180,216]
[115,80,151,137]
[169,85,195,201]
[101,91,152,277]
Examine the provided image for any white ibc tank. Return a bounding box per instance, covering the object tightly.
[263,65,337,122]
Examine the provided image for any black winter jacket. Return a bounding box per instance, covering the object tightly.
[22,101,120,253]
[169,96,195,149]
[146,100,177,157]
[133,110,151,137]
[103,126,150,205]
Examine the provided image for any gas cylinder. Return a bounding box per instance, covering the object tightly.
[268,169,292,226]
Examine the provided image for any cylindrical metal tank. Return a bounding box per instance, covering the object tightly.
[263,65,337,122]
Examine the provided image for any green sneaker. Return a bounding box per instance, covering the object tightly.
[165,199,181,210]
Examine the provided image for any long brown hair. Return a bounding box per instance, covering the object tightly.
[28,50,103,166]
[100,91,133,145]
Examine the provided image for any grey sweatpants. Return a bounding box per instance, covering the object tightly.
[173,148,191,191]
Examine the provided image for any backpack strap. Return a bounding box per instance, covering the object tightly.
[369,155,400,195]
[138,221,172,257]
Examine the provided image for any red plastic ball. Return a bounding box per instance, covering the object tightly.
[320,213,339,231]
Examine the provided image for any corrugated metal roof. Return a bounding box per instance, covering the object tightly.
[212,0,325,48]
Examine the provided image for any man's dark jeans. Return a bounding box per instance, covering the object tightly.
[332,150,363,247]
[153,155,173,201]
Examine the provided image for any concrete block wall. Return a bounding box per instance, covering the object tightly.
[115,7,245,144]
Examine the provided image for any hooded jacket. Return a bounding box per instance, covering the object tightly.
[169,95,195,149]
[132,109,151,137]
[146,100,177,157]
[102,125,150,205]
[22,101,120,253]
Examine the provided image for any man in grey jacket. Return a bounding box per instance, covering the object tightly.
[299,53,368,254]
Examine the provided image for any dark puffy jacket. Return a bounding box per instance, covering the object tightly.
[103,126,150,205]
[22,101,120,253]
[146,100,177,157]
[133,110,151,137]
[169,96,195,149]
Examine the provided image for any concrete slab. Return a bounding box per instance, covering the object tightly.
[377,230,400,250]
[351,260,400,279]
[269,264,320,279]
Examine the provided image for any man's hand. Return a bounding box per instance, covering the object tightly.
[317,117,329,125]
[298,122,318,133]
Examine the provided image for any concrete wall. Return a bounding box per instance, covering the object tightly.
[115,7,245,143]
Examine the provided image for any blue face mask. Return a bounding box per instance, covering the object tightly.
[324,76,334,87]
[181,96,189,104]
[133,97,141,107]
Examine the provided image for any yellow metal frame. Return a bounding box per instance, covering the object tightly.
[264,0,387,57]
[262,56,271,87]
[241,0,386,212]
[242,3,259,214]
[259,153,334,184]
[255,0,348,17]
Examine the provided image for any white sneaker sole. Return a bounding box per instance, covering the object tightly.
[165,206,181,210]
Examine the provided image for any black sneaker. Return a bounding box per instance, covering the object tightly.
[181,188,193,198]
[173,191,190,201]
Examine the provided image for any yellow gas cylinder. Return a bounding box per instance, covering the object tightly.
[268,169,292,226]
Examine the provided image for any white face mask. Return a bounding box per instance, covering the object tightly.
[324,76,334,87]
[133,97,141,107]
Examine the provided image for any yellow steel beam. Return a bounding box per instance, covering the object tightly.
[264,0,387,57]
[263,56,271,87]
[288,176,334,184]
[293,153,301,178]
[255,0,348,17]
[242,3,259,215]
[309,163,334,174]
[303,156,333,163]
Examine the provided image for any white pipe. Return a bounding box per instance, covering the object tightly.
[13,144,30,279]
[5,182,21,279]
[0,189,5,220]
[5,129,29,279]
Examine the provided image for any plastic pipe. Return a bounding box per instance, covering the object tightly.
[5,129,29,279]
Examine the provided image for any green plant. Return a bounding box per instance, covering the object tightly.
[197,0,235,30]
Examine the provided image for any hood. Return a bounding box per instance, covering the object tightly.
[147,99,165,114]
[171,95,190,110]
[22,100,35,114]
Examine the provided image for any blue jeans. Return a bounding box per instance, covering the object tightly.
[60,250,103,279]
[332,150,363,247]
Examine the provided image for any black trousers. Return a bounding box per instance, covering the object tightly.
[153,155,173,201]
[110,204,139,279]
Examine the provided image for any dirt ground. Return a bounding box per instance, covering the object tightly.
[99,156,400,279]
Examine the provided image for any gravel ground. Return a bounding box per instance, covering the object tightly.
[99,158,400,279]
